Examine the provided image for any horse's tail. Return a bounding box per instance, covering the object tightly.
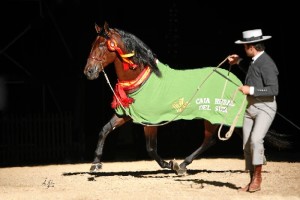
[234,128,294,150]
[264,129,294,150]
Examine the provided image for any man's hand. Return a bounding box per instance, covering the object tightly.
[227,54,241,65]
[238,85,250,95]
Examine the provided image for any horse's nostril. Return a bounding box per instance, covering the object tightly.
[88,69,93,74]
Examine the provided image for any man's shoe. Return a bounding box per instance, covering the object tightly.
[238,184,250,192]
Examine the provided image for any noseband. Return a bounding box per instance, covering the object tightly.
[88,56,103,62]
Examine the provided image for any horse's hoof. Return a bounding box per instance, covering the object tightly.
[169,160,179,170]
[90,163,102,172]
[169,160,187,176]
[175,167,187,176]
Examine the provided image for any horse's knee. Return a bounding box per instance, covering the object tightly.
[100,116,127,137]
[102,123,113,134]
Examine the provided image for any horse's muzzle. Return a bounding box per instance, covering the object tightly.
[84,66,100,80]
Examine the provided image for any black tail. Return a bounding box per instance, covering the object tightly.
[234,128,294,150]
[264,129,294,150]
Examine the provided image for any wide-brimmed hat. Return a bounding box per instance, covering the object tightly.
[235,29,272,44]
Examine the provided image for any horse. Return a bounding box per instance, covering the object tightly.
[83,22,248,175]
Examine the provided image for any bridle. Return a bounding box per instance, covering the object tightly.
[88,55,104,62]
[87,37,108,73]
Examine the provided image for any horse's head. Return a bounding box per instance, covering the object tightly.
[84,22,161,81]
[84,22,123,80]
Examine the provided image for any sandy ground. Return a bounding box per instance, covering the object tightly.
[0,157,299,200]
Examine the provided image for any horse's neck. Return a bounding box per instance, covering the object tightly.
[114,59,144,81]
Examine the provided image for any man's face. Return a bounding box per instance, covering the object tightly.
[244,44,255,57]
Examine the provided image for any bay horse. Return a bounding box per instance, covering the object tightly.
[83,22,248,175]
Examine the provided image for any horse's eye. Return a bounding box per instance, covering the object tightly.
[99,42,106,48]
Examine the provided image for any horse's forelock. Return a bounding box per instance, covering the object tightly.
[98,27,110,39]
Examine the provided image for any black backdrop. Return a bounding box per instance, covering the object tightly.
[0,0,299,166]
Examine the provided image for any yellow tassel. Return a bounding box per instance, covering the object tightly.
[121,51,135,58]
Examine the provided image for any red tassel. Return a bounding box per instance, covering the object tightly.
[111,84,134,109]
[123,63,129,71]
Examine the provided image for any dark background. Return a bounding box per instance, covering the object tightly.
[0,0,299,166]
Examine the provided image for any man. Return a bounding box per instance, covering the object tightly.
[227,29,279,192]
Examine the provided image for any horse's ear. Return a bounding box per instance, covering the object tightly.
[95,23,101,34]
[104,21,111,37]
[104,21,109,30]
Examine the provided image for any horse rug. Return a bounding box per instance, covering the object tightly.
[114,60,247,127]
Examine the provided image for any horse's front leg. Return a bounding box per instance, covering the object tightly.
[174,120,219,175]
[90,114,131,172]
[144,126,173,169]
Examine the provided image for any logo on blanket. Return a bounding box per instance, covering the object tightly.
[172,98,189,112]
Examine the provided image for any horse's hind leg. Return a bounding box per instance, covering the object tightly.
[144,126,173,169]
[174,120,219,175]
[90,114,131,172]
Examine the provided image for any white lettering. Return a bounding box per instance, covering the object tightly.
[214,98,234,106]
[199,105,211,110]
[215,106,228,113]
[195,98,210,104]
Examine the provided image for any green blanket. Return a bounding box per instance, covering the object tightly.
[115,60,247,126]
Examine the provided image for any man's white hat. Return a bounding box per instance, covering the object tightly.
[235,29,272,44]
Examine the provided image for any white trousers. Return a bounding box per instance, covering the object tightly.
[243,96,277,171]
